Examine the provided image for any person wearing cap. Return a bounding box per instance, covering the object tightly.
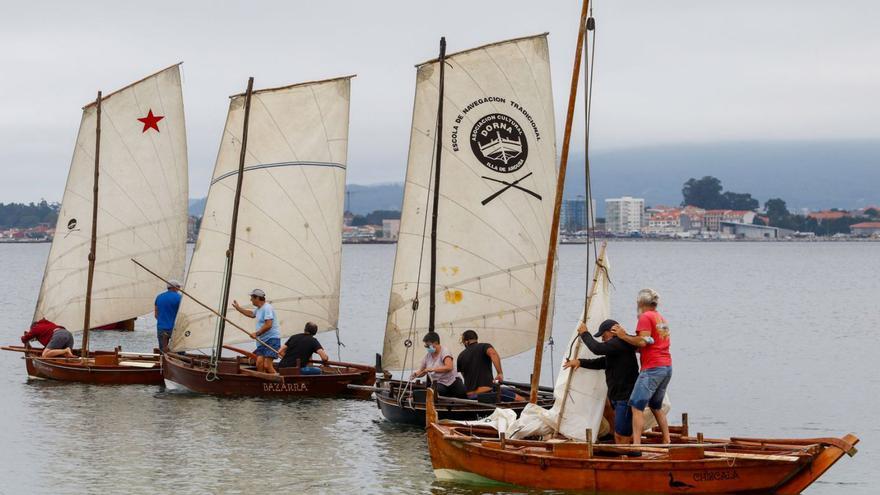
[154,279,182,352]
[232,289,281,375]
[610,288,673,445]
[564,318,640,444]
[457,330,523,402]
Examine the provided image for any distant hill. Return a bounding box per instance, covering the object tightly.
[188,197,207,217]
[187,140,879,217]
[345,183,405,214]
[566,139,880,214]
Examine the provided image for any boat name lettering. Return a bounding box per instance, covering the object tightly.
[692,469,739,482]
[263,382,308,392]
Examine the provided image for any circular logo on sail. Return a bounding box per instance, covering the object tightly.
[470,113,529,173]
[67,218,77,230]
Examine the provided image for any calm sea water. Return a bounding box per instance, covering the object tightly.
[0,242,876,494]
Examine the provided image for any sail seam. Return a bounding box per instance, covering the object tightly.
[210,161,345,185]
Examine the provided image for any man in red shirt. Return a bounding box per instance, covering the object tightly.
[21,319,76,358]
[612,288,672,445]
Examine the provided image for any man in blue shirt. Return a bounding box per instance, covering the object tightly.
[232,288,281,374]
[154,279,182,352]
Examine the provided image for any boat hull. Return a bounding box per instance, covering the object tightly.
[162,353,376,398]
[375,379,553,426]
[424,390,859,494]
[3,346,162,385]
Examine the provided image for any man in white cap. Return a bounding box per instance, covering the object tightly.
[154,279,182,352]
[233,289,281,374]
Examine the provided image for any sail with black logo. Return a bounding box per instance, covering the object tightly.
[374,35,558,425]
[382,34,558,373]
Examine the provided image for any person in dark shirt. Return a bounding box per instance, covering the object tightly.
[457,330,523,402]
[563,319,639,444]
[278,322,329,371]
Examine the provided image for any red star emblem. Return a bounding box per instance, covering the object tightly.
[137,109,164,133]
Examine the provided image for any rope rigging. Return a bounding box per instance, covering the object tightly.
[567,3,600,362]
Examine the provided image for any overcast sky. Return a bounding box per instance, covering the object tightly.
[1,0,877,202]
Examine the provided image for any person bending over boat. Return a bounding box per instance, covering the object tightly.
[411,332,466,398]
[21,318,75,358]
[232,288,281,375]
[154,279,182,352]
[611,288,672,445]
[457,329,524,402]
[278,321,330,372]
[564,318,639,444]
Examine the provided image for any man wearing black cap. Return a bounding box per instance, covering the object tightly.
[563,319,639,444]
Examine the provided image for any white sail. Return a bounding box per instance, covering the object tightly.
[550,250,672,441]
[382,34,558,371]
[551,252,612,441]
[171,76,352,351]
[34,64,188,331]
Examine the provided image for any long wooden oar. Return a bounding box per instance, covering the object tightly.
[131,258,280,357]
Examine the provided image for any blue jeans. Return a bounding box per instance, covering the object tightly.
[629,366,672,411]
[157,329,173,350]
[612,400,634,436]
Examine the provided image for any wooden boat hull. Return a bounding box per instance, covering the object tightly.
[3,346,162,385]
[162,352,376,398]
[424,391,859,494]
[376,379,554,426]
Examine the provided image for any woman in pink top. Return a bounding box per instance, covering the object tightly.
[612,288,673,445]
[411,332,467,398]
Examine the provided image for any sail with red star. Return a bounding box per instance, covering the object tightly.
[34,63,189,332]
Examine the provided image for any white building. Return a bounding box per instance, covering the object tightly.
[605,196,645,235]
[382,219,400,240]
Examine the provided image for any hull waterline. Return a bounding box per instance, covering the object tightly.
[162,352,376,398]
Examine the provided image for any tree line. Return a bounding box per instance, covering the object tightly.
[348,209,400,227]
[681,176,878,235]
[0,200,59,229]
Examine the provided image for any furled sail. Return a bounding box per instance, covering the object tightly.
[171,76,352,351]
[382,34,558,371]
[33,64,188,331]
[550,248,671,441]
[551,252,612,441]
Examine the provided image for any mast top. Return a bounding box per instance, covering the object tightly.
[416,32,548,67]
[82,62,183,109]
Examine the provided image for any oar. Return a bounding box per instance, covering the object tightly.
[131,258,281,357]
[481,172,537,205]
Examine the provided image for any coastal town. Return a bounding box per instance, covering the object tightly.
[3,190,879,244]
[7,170,880,244]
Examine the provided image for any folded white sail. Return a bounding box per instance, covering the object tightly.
[551,252,612,441]
[382,34,558,371]
[171,76,352,351]
[33,64,188,331]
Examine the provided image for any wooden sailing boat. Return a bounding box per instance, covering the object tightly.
[160,76,375,397]
[425,1,859,492]
[2,64,189,384]
[372,35,560,424]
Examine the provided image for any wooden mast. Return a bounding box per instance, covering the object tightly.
[212,77,255,366]
[80,90,102,356]
[529,0,591,403]
[428,37,447,333]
